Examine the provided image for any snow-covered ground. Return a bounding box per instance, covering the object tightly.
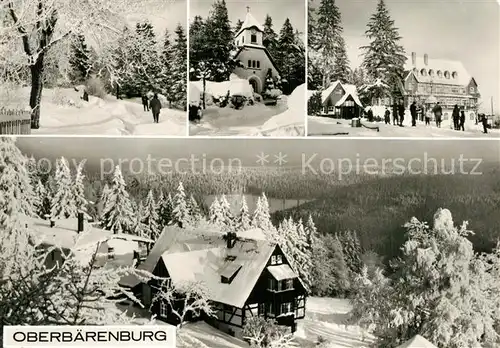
[189,81,305,136]
[308,115,499,137]
[119,297,372,347]
[2,87,186,136]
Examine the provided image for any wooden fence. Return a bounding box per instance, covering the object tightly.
[0,108,31,134]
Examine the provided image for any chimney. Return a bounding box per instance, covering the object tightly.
[424,53,428,66]
[226,231,237,249]
[411,52,416,66]
[77,212,84,233]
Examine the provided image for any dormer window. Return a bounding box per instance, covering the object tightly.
[452,71,457,79]
[412,68,418,76]
[270,254,282,265]
[444,71,450,79]
[437,70,442,78]
[429,69,434,77]
[420,69,427,76]
[251,34,257,43]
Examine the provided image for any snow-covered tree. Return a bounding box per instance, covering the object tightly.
[69,33,92,83]
[361,0,406,97]
[243,316,298,348]
[252,193,273,233]
[157,192,174,229]
[187,195,202,225]
[209,197,224,226]
[170,24,187,108]
[100,165,134,233]
[73,159,89,217]
[295,219,313,289]
[141,190,160,240]
[98,183,111,221]
[263,15,279,59]
[0,0,163,128]
[151,280,214,329]
[0,137,35,233]
[276,19,305,94]
[160,29,173,103]
[219,194,234,228]
[236,195,251,231]
[50,157,77,220]
[33,179,50,218]
[336,230,363,277]
[307,89,323,116]
[172,182,190,227]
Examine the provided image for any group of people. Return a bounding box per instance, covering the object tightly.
[451,104,466,131]
[382,102,406,126]
[141,94,162,123]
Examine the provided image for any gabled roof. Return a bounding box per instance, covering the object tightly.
[396,335,437,348]
[321,80,363,107]
[118,225,223,288]
[162,237,277,308]
[404,55,472,86]
[235,11,264,37]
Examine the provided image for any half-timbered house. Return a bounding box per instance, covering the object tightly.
[120,227,307,338]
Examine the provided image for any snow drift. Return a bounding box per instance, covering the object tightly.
[190,78,254,100]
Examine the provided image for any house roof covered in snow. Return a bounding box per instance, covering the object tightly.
[161,237,277,308]
[321,81,363,107]
[236,10,264,37]
[396,335,437,348]
[404,55,473,86]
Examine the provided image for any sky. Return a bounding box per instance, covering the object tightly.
[310,0,499,113]
[129,0,187,34]
[190,0,305,35]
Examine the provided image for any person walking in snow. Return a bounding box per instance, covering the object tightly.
[150,94,162,123]
[384,108,390,124]
[410,101,417,127]
[481,114,488,134]
[459,109,466,131]
[392,103,398,125]
[398,102,405,126]
[452,104,460,130]
[142,95,149,112]
[432,102,443,128]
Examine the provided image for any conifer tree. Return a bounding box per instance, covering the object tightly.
[263,15,279,59]
[171,24,187,107]
[98,183,111,221]
[276,19,304,94]
[50,157,77,220]
[219,194,234,228]
[236,195,251,231]
[160,29,173,103]
[172,182,189,227]
[34,179,51,219]
[332,36,350,83]
[135,21,162,92]
[252,192,273,233]
[307,90,323,115]
[69,33,92,83]
[73,159,89,218]
[337,230,363,276]
[158,192,174,228]
[142,190,160,240]
[361,0,406,96]
[0,137,35,234]
[234,19,244,33]
[131,200,147,237]
[209,197,224,226]
[100,165,134,233]
[187,194,202,225]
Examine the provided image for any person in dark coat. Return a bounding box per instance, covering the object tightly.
[459,109,465,131]
[392,103,398,125]
[452,104,460,130]
[410,101,417,127]
[150,94,162,123]
[398,102,405,126]
[141,95,149,112]
[384,108,390,124]
[367,108,374,122]
[481,114,488,134]
[432,102,443,128]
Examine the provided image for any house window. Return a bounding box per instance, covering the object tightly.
[470,87,475,93]
[248,60,251,68]
[259,303,265,315]
[257,61,260,69]
[271,255,277,265]
[251,34,257,43]
[280,302,292,315]
[107,247,115,260]
[284,279,294,290]
[267,302,273,315]
[276,255,282,264]
[252,60,256,68]
[328,106,335,113]
[268,278,275,291]
[242,36,244,43]
[160,302,168,317]
[420,69,427,76]
[277,279,282,291]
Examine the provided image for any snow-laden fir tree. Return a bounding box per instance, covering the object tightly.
[209,197,225,227]
[251,193,274,234]
[336,230,363,277]
[98,183,111,221]
[276,19,304,94]
[172,182,190,227]
[134,21,162,92]
[158,192,174,228]
[100,165,135,233]
[233,19,244,34]
[219,194,234,229]
[132,200,148,237]
[170,24,187,108]
[235,195,251,231]
[50,157,77,220]
[26,155,38,186]
[73,159,89,218]
[0,137,35,233]
[263,15,279,60]
[187,194,202,225]
[33,179,50,219]
[361,0,406,97]
[160,29,173,104]
[141,190,160,240]
[69,33,92,83]
[296,219,313,289]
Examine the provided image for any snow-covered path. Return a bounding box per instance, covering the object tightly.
[308,116,499,138]
[8,87,187,136]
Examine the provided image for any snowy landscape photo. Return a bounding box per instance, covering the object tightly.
[0,0,188,136]
[3,136,500,347]
[188,0,306,136]
[307,0,500,137]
